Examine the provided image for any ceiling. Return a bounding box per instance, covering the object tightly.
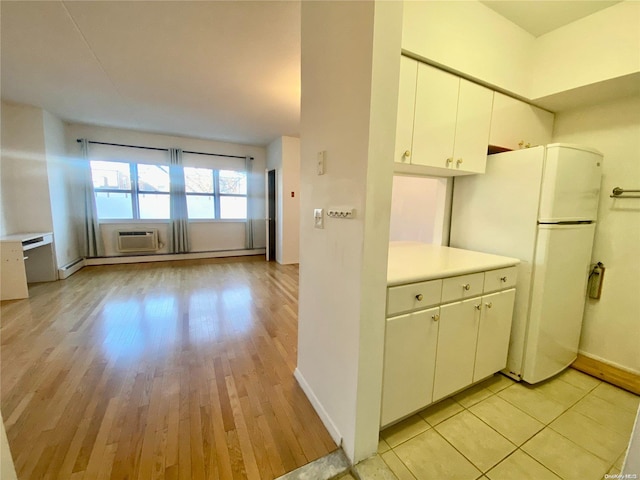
[0,1,623,146]
[480,1,622,37]
[1,1,300,146]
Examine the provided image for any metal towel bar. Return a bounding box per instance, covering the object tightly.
[610,187,640,198]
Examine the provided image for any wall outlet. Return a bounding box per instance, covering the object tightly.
[314,208,324,229]
[327,208,355,219]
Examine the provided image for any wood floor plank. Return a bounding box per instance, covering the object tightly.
[1,258,336,479]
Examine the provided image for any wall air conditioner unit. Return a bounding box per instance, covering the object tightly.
[116,229,159,253]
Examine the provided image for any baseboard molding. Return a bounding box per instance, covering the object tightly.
[85,248,265,266]
[572,353,640,395]
[58,258,85,279]
[293,368,342,447]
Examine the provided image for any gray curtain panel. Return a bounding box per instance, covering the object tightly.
[169,148,190,253]
[80,139,105,257]
[245,155,254,250]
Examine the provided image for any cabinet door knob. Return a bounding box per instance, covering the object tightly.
[456,158,464,166]
[403,150,411,158]
[475,304,481,310]
[463,283,471,291]
[500,276,507,282]
[485,302,493,309]
[416,294,424,301]
[446,157,453,165]
[431,314,439,322]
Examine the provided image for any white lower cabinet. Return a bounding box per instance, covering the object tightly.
[432,298,480,402]
[381,269,517,427]
[381,307,439,427]
[474,289,516,382]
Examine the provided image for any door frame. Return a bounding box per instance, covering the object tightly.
[265,168,277,261]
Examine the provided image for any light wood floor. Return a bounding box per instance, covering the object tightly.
[1,257,336,480]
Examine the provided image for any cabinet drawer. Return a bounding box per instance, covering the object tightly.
[387,279,443,316]
[441,273,484,303]
[484,266,517,293]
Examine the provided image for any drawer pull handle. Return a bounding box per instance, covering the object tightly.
[475,304,481,310]
[486,302,493,309]
[463,283,471,291]
[500,276,508,282]
[431,314,439,322]
[416,294,424,301]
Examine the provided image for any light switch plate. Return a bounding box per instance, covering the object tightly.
[317,151,325,175]
[314,208,324,229]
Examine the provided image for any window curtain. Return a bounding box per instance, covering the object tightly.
[79,139,105,257]
[169,148,190,253]
[245,156,254,250]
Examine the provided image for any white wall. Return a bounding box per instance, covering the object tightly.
[552,95,640,374]
[402,0,535,97]
[389,175,449,245]
[267,136,300,265]
[0,102,53,235]
[530,2,640,101]
[43,110,81,267]
[280,136,300,264]
[66,123,267,255]
[298,0,402,463]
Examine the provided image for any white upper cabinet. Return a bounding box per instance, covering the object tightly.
[453,79,494,174]
[412,63,459,170]
[489,92,554,151]
[395,58,493,176]
[395,56,418,165]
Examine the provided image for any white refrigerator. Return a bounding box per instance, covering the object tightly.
[450,143,602,384]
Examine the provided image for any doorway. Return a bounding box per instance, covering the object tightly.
[267,169,276,261]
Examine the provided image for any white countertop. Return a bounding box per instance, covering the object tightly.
[388,242,519,286]
[0,232,53,243]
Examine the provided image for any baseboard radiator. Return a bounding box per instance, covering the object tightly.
[116,229,159,253]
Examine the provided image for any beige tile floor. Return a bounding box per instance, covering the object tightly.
[378,369,639,480]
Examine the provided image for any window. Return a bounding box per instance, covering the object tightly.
[185,168,247,220]
[90,161,170,220]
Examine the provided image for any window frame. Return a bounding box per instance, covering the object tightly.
[92,161,171,221]
[91,161,248,222]
[184,168,248,221]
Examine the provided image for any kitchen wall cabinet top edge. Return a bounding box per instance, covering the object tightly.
[394,55,554,177]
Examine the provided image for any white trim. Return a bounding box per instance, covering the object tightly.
[577,350,640,376]
[84,248,265,266]
[294,368,342,446]
[58,258,86,279]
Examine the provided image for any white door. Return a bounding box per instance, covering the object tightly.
[523,223,596,383]
[451,79,493,174]
[474,289,516,382]
[433,297,480,401]
[538,145,603,223]
[412,63,458,169]
[395,56,418,165]
[381,307,439,427]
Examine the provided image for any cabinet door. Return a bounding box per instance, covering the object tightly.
[411,63,458,169]
[432,298,480,402]
[489,92,554,151]
[381,307,439,427]
[395,56,418,165]
[473,289,516,382]
[452,79,494,174]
